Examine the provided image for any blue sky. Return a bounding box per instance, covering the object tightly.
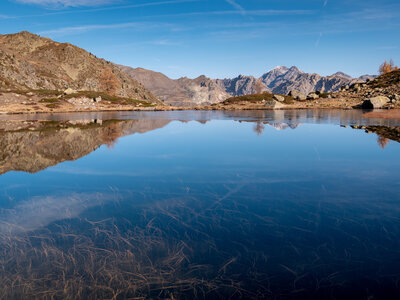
[0,0,399,79]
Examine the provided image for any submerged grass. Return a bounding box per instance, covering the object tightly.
[0,180,399,299]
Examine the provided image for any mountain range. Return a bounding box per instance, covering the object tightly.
[120,65,376,106]
[0,31,376,107]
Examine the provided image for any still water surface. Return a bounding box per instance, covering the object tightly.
[0,110,399,299]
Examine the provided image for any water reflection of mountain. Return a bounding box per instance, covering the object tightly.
[0,119,170,175]
[269,123,301,130]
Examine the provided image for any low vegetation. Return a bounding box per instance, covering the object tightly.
[39,97,59,103]
[368,69,400,89]
[63,91,155,107]
[0,88,156,108]
[319,92,331,98]
[0,88,63,96]
[222,92,294,105]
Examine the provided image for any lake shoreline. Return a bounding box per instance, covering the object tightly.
[1,104,399,118]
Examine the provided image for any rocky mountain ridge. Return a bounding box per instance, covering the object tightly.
[120,65,375,106]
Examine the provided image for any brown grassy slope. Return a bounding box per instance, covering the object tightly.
[367,70,400,89]
[0,31,162,104]
[222,92,294,104]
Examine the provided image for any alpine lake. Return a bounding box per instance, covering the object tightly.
[0,109,399,300]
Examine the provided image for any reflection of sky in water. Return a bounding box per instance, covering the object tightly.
[0,116,399,298]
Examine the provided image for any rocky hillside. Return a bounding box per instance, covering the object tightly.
[119,66,229,106]
[0,31,161,104]
[120,65,375,106]
[215,75,267,97]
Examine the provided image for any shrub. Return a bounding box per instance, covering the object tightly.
[40,98,59,103]
[379,59,399,74]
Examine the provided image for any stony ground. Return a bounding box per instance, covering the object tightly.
[0,90,162,114]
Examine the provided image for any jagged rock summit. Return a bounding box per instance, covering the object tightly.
[0,31,160,104]
[259,66,374,96]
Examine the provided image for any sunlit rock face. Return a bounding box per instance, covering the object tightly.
[0,31,160,104]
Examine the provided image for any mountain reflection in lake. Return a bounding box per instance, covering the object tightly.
[0,110,399,300]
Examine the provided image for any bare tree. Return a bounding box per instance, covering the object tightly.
[253,121,265,136]
[379,59,399,74]
[377,135,389,149]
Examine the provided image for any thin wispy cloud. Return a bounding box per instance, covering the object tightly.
[323,0,328,7]
[0,192,110,234]
[16,0,199,13]
[38,22,174,36]
[225,0,246,15]
[153,9,314,18]
[14,0,118,7]
[315,32,323,47]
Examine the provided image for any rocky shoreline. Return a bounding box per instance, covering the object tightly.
[0,97,399,116]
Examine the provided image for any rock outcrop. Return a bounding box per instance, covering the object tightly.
[215,75,267,97]
[361,96,390,109]
[264,100,286,109]
[260,66,375,96]
[288,90,306,101]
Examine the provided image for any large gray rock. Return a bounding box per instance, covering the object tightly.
[273,94,285,102]
[288,90,306,101]
[264,100,286,109]
[307,92,319,100]
[361,96,390,109]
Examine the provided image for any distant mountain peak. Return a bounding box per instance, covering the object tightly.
[331,72,352,79]
[288,66,304,73]
[272,66,289,71]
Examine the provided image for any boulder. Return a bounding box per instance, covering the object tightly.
[361,96,390,109]
[264,100,286,109]
[307,93,319,100]
[94,96,102,103]
[288,90,306,101]
[64,88,77,95]
[273,94,285,102]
